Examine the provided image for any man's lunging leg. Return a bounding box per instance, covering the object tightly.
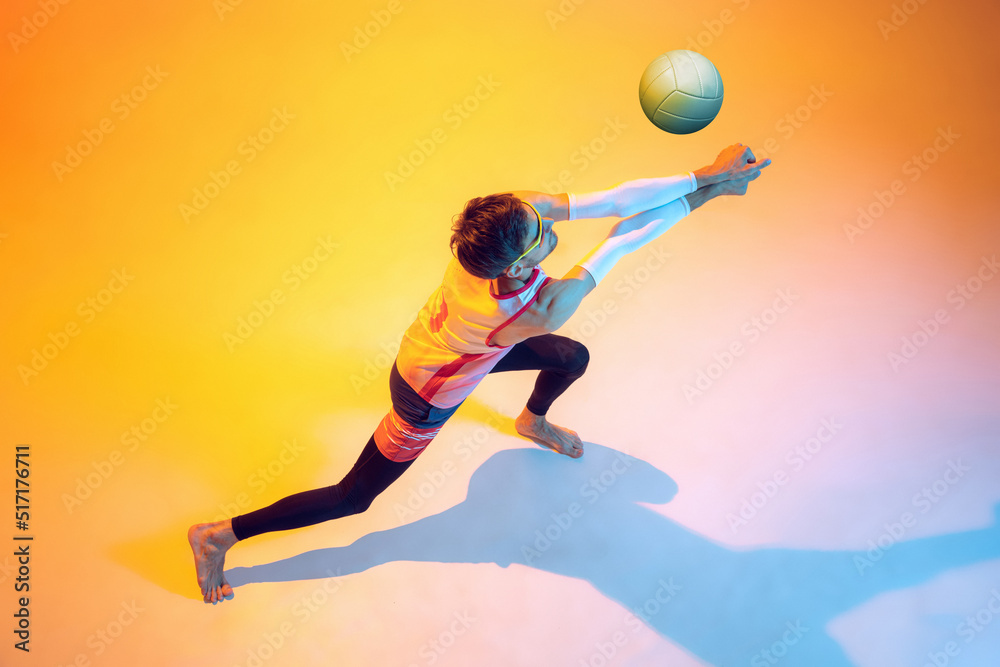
[188,433,414,603]
[489,333,590,458]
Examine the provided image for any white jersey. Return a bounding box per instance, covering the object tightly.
[395,255,553,408]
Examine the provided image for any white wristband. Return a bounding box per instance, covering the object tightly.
[568,172,697,220]
[576,196,690,286]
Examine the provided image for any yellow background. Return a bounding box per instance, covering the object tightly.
[2,0,998,665]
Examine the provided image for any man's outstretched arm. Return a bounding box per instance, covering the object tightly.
[500,144,771,344]
[542,144,771,329]
[519,143,771,222]
[543,181,731,330]
[510,144,767,223]
[569,172,698,221]
[510,175,694,223]
[497,170,763,346]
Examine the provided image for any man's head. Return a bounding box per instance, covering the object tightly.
[449,193,556,280]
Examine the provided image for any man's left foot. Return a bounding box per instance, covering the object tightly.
[188,520,238,604]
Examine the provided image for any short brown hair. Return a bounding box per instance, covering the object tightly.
[449,193,531,279]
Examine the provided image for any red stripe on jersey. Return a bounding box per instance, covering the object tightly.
[485,276,553,347]
[417,352,485,403]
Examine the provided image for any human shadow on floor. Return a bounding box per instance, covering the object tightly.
[226,443,1000,666]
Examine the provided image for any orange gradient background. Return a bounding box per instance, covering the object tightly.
[2,0,999,665]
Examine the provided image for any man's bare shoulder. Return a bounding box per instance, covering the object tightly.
[491,269,594,346]
[490,286,552,348]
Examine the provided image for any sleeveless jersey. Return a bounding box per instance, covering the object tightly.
[396,255,553,409]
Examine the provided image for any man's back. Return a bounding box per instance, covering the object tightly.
[395,255,553,409]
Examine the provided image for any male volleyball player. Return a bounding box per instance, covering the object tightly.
[188,143,771,603]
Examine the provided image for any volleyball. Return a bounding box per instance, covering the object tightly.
[639,49,724,134]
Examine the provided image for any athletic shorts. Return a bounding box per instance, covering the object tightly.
[372,360,465,462]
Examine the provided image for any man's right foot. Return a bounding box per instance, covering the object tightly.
[187,520,238,604]
[514,409,584,458]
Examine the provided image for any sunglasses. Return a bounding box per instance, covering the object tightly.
[509,201,545,267]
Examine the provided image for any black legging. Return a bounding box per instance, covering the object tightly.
[230,334,589,541]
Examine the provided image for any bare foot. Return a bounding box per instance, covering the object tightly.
[514,407,583,458]
[187,520,238,604]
